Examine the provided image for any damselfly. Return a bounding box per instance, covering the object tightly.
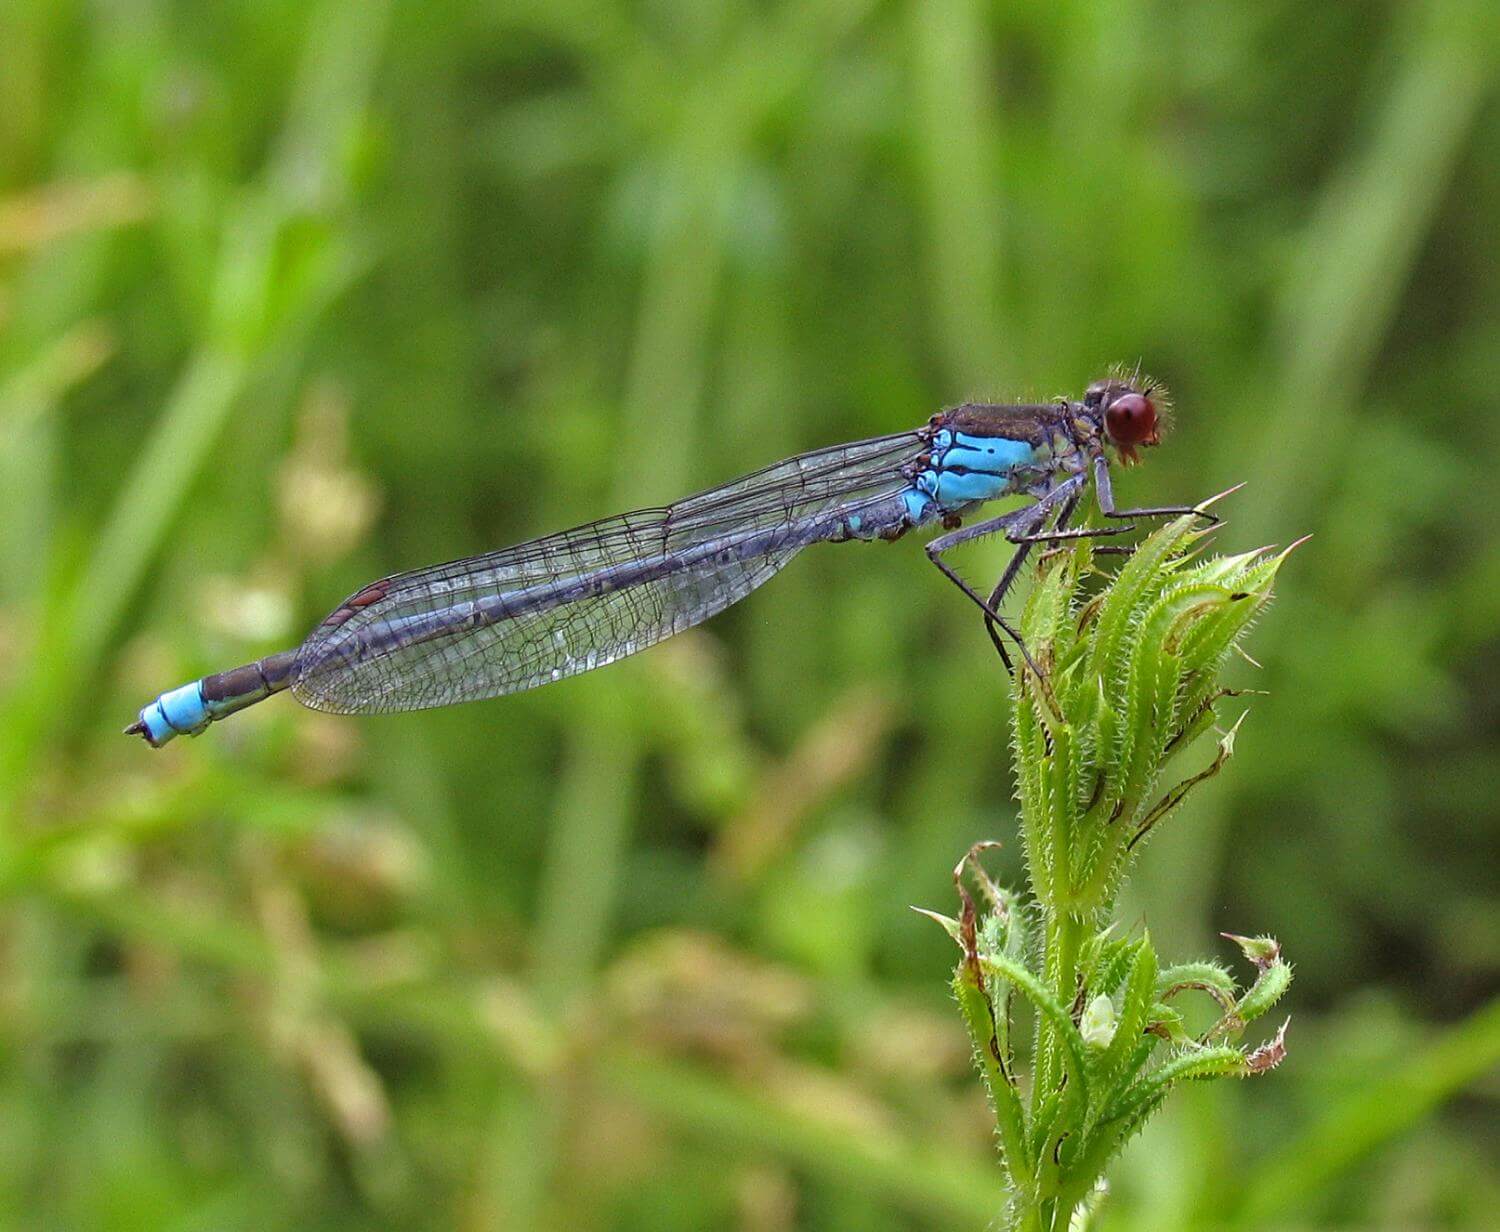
[128,374,1207,746]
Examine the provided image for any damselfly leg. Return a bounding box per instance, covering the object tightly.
[1092,454,1220,524]
[978,488,1083,671]
[927,457,1213,679]
[924,505,1047,678]
[925,474,1093,675]
[977,487,1133,671]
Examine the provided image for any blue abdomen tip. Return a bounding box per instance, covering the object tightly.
[135,681,209,747]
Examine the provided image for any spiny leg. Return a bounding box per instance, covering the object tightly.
[976,492,1156,673]
[979,492,1079,670]
[968,457,1216,678]
[985,491,1079,612]
[925,507,1048,678]
[1093,453,1219,522]
[925,476,1085,676]
[979,491,1134,668]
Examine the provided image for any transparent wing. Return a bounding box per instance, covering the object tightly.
[291,431,925,713]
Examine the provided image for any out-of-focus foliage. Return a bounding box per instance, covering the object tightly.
[0,0,1496,1228]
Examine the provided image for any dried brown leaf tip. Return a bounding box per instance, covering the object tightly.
[1245,1018,1291,1074]
[958,840,1006,914]
[957,877,981,980]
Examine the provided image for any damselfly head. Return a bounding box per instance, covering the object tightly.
[1086,373,1170,466]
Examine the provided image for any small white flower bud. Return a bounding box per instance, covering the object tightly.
[1081,994,1117,1049]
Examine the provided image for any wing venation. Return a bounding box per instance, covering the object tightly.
[292,431,923,712]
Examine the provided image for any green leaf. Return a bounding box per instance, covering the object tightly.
[953,964,1033,1190]
[1236,955,1294,1024]
[1087,516,1202,687]
[1172,563,1280,723]
[1146,1003,1193,1046]
[1091,937,1159,1100]
[911,906,961,944]
[1106,1045,1250,1128]
[1047,719,1084,891]
[986,890,1031,1066]
[1118,584,1233,804]
[1158,961,1238,1001]
[1085,933,1134,999]
[979,950,1091,1110]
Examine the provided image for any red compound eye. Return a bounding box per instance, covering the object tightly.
[1104,392,1158,448]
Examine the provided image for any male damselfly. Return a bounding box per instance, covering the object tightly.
[128,374,1206,746]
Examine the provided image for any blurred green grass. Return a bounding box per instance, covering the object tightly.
[1,0,1498,1228]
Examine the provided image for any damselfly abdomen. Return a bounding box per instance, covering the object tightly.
[129,374,1201,746]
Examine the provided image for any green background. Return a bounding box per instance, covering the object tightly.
[2,1,1497,1228]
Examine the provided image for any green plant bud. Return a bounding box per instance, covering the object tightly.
[1222,932,1282,971]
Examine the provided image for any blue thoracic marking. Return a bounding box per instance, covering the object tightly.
[945,433,1034,474]
[138,681,210,744]
[901,430,1036,523]
[902,489,933,521]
